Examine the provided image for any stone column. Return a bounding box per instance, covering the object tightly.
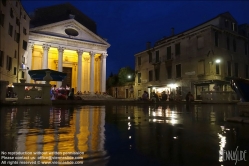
[101,53,108,93]
[42,44,50,69]
[77,50,83,92]
[26,42,34,83]
[57,47,64,88]
[90,51,95,94]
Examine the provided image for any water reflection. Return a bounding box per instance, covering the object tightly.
[1,104,248,166]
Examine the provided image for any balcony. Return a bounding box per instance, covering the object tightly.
[151,58,161,65]
[162,56,173,66]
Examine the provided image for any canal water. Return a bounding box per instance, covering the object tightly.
[1,104,249,166]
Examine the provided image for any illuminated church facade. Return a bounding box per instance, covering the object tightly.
[24,3,110,93]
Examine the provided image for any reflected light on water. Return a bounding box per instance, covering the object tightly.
[218,126,227,162]
[148,106,178,124]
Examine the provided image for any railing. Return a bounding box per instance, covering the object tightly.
[12,82,52,105]
[201,91,238,103]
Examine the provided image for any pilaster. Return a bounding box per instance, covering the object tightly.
[77,50,84,92]
[26,42,34,83]
[101,53,108,93]
[90,51,95,94]
[42,44,51,69]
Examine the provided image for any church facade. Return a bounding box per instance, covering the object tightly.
[24,3,110,93]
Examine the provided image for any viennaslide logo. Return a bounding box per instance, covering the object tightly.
[219,146,247,165]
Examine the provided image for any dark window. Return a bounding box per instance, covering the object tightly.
[167,66,172,79]
[233,39,236,52]
[234,63,238,77]
[155,51,159,62]
[23,14,26,20]
[176,64,181,78]
[227,37,230,50]
[137,73,141,83]
[215,31,219,47]
[0,13,4,27]
[167,46,171,60]
[8,23,13,37]
[246,65,249,78]
[14,67,17,75]
[23,27,27,35]
[149,70,153,81]
[21,71,25,78]
[149,53,152,63]
[245,42,248,55]
[2,0,6,6]
[216,64,220,74]
[10,8,14,18]
[14,50,17,58]
[14,31,20,43]
[175,43,180,56]
[16,1,18,7]
[23,40,27,50]
[16,18,20,26]
[227,61,231,76]
[6,56,12,71]
[155,68,159,81]
[0,51,4,67]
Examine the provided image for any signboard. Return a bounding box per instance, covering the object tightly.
[185,71,195,75]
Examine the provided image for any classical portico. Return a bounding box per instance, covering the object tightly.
[25,19,110,93]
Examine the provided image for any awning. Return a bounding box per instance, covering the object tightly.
[28,69,67,81]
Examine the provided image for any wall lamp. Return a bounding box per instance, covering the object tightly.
[209,59,221,64]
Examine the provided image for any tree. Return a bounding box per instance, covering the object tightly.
[106,73,118,89]
[117,66,135,86]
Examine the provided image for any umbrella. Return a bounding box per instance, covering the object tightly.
[28,69,67,81]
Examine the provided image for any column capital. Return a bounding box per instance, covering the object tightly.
[102,53,108,59]
[77,50,84,56]
[28,42,34,49]
[90,51,96,56]
[42,44,51,51]
[58,46,65,53]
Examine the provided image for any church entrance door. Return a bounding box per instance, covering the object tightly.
[62,67,72,88]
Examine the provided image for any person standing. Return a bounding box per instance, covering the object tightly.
[161,91,167,101]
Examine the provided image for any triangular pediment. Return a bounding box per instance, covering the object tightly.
[30,19,110,46]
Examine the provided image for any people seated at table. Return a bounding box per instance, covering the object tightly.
[68,88,75,100]
[151,92,159,102]
[161,91,168,101]
[66,84,70,95]
[142,91,149,101]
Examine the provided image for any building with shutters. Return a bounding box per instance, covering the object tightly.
[0,0,30,84]
[134,12,249,100]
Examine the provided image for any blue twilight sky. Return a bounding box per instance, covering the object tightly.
[21,0,249,78]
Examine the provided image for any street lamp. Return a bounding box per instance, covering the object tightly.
[127,75,131,79]
[215,59,221,63]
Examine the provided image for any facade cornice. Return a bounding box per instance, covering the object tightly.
[29,32,108,53]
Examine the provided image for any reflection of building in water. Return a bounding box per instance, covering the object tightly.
[1,108,18,152]
[8,106,105,162]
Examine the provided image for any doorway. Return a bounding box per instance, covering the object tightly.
[62,67,72,88]
[125,89,128,98]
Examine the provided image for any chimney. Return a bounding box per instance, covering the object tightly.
[171,28,174,36]
[146,42,151,49]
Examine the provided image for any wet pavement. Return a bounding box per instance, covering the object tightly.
[1,104,249,166]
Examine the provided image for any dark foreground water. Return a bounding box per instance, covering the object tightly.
[1,104,249,166]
